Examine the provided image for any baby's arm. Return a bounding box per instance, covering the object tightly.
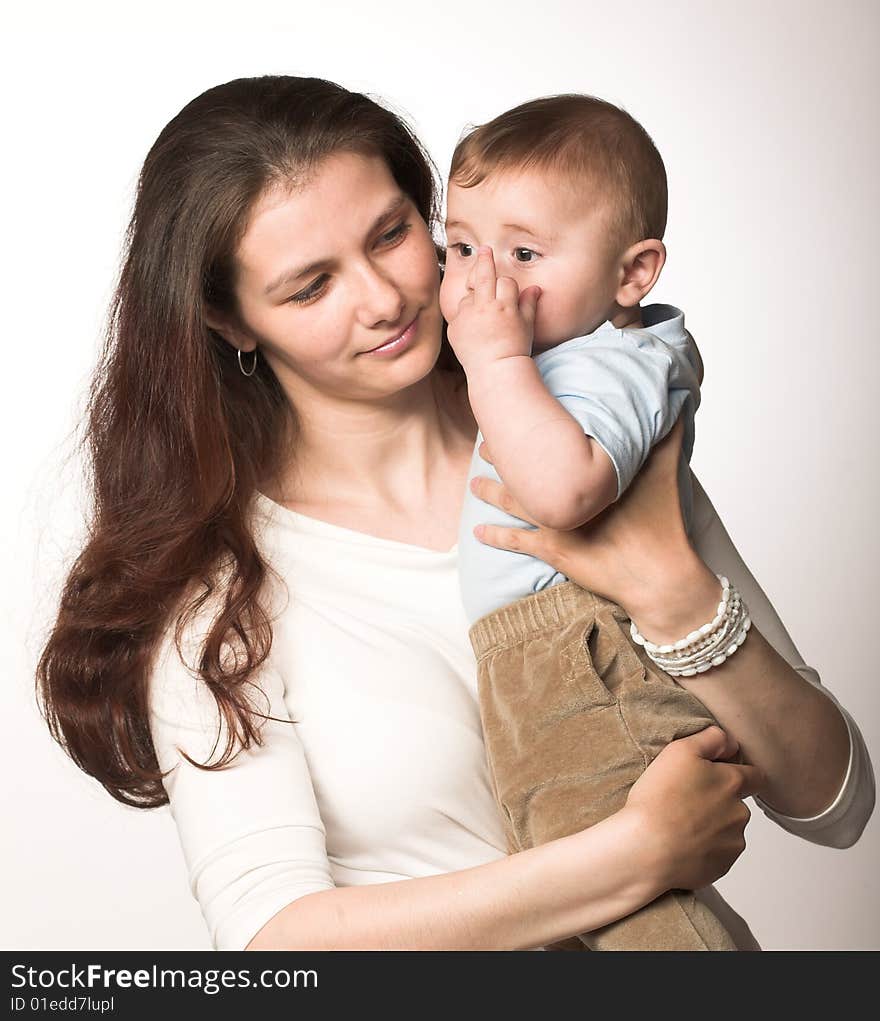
[446,248,617,530]
[467,357,618,530]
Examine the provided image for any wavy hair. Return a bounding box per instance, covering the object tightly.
[36,76,458,807]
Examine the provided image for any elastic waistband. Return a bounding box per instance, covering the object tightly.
[468,582,620,660]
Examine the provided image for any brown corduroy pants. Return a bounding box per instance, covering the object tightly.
[469,580,740,951]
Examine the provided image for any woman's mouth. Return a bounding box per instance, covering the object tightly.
[361,313,420,357]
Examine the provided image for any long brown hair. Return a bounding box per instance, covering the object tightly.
[36,76,459,808]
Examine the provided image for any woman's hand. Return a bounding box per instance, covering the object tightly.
[622,725,764,892]
[471,418,722,643]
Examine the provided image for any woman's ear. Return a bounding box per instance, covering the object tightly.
[615,239,666,308]
[204,307,258,353]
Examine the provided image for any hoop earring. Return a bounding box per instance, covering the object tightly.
[238,348,258,377]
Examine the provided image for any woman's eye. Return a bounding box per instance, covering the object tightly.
[288,275,329,305]
[286,224,411,305]
[452,243,475,258]
[514,248,538,263]
[379,222,413,246]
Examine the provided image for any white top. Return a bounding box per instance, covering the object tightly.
[148,479,875,951]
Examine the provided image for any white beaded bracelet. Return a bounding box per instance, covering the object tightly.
[629,575,751,677]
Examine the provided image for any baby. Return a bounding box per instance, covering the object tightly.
[439,95,751,951]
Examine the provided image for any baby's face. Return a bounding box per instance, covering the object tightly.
[441,168,624,353]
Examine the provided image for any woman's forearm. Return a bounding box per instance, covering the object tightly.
[629,559,850,820]
[246,808,659,950]
[679,627,849,818]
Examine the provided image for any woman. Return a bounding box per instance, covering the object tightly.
[36,75,873,951]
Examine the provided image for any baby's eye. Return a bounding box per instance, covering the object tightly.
[514,248,538,263]
[451,242,475,258]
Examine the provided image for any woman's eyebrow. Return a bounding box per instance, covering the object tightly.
[263,193,409,295]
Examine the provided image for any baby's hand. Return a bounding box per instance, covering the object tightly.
[446,247,541,375]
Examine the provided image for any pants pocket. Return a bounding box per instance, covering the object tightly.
[592,603,719,764]
[476,611,649,850]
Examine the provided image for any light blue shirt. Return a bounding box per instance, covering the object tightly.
[457,304,702,624]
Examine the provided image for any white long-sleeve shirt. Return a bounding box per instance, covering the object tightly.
[147,478,875,951]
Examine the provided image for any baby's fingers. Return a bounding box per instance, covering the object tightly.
[495,275,520,306]
[474,246,497,303]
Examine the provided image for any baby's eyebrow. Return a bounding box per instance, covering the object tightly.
[444,218,554,243]
[502,222,554,242]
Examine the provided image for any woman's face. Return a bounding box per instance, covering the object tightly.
[219,151,444,406]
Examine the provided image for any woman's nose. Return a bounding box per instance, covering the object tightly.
[356,264,405,325]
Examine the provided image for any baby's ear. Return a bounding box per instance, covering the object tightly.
[616,240,666,308]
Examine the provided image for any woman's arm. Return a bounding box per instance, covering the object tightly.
[469,421,874,845]
[249,799,652,949]
[623,520,851,823]
[685,474,874,847]
[246,726,759,950]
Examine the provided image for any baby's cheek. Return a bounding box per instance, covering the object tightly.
[438,273,462,322]
[540,291,594,347]
[532,297,563,348]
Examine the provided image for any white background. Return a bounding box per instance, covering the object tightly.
[3,0,877,949]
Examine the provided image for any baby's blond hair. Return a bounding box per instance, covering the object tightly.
[450,94,667,249]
